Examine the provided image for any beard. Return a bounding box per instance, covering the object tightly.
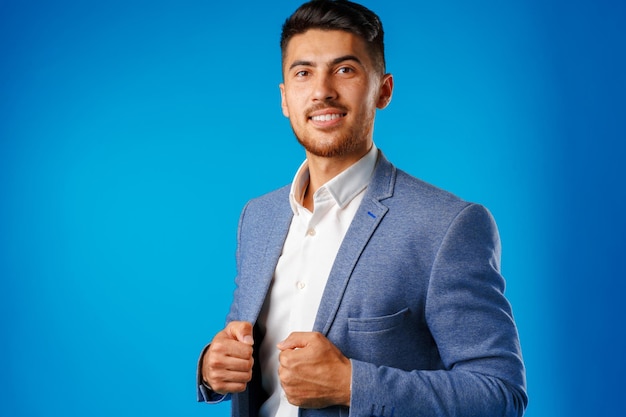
[292,101,375,158]
[295,128,366,158]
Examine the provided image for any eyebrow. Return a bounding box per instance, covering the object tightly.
[288,54,363,71]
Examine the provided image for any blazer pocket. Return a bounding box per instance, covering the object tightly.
[348,307,410,333]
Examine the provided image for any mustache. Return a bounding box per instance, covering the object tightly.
[305,101,349,117]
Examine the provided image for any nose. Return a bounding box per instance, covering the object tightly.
[312,73,337,102]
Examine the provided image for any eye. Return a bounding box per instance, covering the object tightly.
[337,66,355,75]
[295,70,310,77]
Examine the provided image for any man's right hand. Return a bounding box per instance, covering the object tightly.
[201,321,255,394]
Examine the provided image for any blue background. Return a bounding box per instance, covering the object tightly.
[1,0,624,416]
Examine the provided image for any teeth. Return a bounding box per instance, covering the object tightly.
[311,113,343,122]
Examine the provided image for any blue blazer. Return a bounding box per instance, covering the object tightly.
[199,151,527,417]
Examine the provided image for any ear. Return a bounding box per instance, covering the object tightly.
[376,73,394,109]
[279,83,290,117]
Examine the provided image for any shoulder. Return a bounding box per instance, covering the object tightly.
[394,168,466,205]
[394,169,496,225]
[374,163,501,266]
[244,184,291,212]
[237,184,291,231]
[374,159,497,240]
[371,151,470,214]
[386,167,472,220]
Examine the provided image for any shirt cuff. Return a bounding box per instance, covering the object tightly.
[197,382,229,403]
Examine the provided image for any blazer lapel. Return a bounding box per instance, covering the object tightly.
[313,152,396,334]
[239,189,294,324]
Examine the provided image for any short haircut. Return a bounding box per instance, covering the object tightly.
[280,0,386,75]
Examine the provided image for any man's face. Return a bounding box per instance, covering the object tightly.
[280,29,392,160]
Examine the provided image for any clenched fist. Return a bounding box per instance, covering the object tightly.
[202,321,255,394]
[277,332,352,409]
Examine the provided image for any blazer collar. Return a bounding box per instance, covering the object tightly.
[363,150,396,203]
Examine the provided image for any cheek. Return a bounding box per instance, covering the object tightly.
[345,83,376,111]
[282,92,306,120]
[352,94,377,119]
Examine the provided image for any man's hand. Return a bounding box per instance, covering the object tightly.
[277,332,352,409]
[202,321,254,394]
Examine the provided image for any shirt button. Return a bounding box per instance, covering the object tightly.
[307,228,316,236]
[296,281,306,290]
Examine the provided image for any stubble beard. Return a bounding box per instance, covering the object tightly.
[293,104,375,158]
[295,129,365,158]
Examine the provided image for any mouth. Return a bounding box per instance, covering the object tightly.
[307,108,348,127]
[310,113,346,122]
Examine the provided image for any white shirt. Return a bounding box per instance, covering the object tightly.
[257,145,378,417]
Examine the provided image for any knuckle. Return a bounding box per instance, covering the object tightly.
[208,341,226,355]
[285,391,303,406]
[278,351,291,366]
[243,344,254,357]
[278,368,294,385]
[206,354,224,369]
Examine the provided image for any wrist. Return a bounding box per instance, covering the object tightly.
[341,359,353,407]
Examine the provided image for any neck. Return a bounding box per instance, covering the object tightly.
[302,143,373,211]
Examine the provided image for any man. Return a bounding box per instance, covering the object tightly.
[197,1,527,416]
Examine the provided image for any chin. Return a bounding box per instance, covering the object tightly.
[301,139,362,159]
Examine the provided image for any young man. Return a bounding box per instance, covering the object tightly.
[197,1,528,416]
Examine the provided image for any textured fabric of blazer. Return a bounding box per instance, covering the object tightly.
[198,151,527,417]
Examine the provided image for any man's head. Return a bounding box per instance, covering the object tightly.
[278,0,393,163]
[280,0,386,76]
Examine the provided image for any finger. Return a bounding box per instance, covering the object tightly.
[211,380,249,394]
[203,345,254,392]
[277,331,314,350]
[226,321,254,345]
[206,368,253,394]
[210,336,253,360]
[206,354,254,376]
[208,353,254,373]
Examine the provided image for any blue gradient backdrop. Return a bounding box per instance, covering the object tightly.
[1,1,624,416]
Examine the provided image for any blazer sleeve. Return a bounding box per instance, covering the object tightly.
[196,202,253,404]
[196,342,231,403]
[349,204,527,417]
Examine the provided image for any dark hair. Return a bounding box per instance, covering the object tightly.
[280,0,386,74]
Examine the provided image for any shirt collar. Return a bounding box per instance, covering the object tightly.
[289,144,378,214]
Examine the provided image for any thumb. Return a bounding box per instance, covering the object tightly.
[227,321,254,345]
[277,331,309,351]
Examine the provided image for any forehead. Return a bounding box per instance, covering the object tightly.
[283,29,371,69]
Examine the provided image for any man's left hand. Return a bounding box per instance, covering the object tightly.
[277,332,351,409]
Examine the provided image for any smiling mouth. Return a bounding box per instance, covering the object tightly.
[310,113,346,122]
